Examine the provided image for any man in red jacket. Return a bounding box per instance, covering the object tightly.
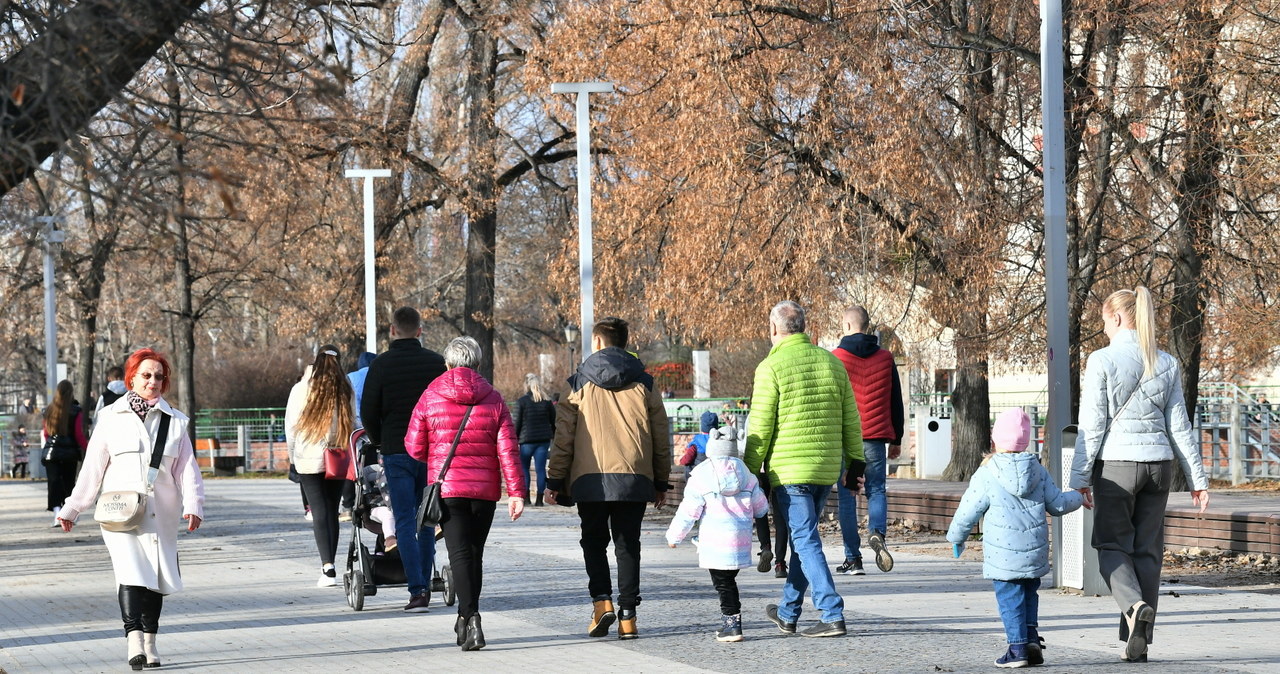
[832,306,904,574]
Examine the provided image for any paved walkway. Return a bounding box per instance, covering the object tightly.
[1,478,1277,672]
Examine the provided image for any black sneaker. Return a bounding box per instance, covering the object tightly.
[800,620,846,638]
[995,644,1029,668]
[835,558,865,575]
[716,613,743,642]
[765,604,796,634]
[774,561,788,578]
[757,550,774,573]
[404,591,431,613]
[1026,627,1045,666]
[869,533,894,572]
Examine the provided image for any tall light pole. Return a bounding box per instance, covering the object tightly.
[551,82,613,357]
[37,216,65,406]
[1041,0,1072,589]
[346,168,393,354]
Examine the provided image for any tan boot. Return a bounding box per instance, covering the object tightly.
[588,598,615,637]
[127,631,145,670]
[142,632,161,668]
[617,608,638,640]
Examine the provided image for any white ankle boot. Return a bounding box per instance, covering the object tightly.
[128,630,145,670]
[142,632,161,668]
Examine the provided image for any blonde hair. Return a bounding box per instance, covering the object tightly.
[295,346,355,446]
[524,373,550,403]
[1102,286,1158,379]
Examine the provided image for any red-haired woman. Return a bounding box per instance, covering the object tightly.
[41,379,88,525]
[58,348,205,670]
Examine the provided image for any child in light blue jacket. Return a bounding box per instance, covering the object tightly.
[947,409,1087,668]
[667,424,770,643]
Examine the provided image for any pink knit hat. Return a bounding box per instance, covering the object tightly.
[992,408,1031,452]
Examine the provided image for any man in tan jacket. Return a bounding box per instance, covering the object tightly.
[546,316,671,641]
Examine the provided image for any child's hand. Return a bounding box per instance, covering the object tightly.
[668,543,677,548]
[952,543,965,558]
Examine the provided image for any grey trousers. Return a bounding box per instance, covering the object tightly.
[1092,459,1172,642]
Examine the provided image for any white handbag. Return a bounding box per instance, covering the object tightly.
[95,412,170,532]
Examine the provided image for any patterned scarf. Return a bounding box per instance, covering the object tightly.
[126,391,159,422]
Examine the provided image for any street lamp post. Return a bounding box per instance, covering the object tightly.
[37,216,65,407]
[564,324,580,376]
[551,82,613,358]
[345,168,393,354]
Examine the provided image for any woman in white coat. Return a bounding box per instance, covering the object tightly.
[58,348,205,670]
[1070,287,1210,663]
[285,345,355,587]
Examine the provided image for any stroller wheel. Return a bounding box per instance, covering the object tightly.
[443,564,456,607]
[346,570,365,611]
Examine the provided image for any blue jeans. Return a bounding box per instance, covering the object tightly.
[775,484,844,624]
[992,578,1041,645]
[519,442,550,496]
[838,440,888,560]
[383,453,436,596]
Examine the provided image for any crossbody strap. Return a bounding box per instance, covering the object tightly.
[146,413,172,490]
[434,405,474,484]
[1100,382,1141,450]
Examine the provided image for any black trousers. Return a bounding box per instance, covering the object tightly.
[118,585,163,635]
[298,473,344,565]
[578,500,647,610]
[440,498,496,617]
[11,461,28,478]
[45,457,79,511]
[768,485,789,562]
[709,569,741,615]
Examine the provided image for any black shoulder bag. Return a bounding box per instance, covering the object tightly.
[416,405,474,532]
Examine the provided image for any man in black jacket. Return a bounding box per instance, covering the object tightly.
[360,306,447,612]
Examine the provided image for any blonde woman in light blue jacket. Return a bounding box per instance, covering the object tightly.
[1070,287,1210,664]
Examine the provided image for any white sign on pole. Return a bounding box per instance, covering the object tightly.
[346,169,393,354]
[551,82,613,357]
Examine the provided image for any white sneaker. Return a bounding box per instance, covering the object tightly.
[317,573,337,587]
[304,509,313,522]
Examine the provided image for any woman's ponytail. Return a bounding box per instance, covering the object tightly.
[1134,286,1158,379]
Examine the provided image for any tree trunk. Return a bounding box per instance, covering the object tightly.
[943,302,992,481]
[460,14,499,380]
[0,0,204,196]
[167,61,198,433]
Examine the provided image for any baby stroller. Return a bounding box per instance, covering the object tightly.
[343,429,454,611]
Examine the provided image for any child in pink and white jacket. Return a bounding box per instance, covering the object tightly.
[666,424,770,642]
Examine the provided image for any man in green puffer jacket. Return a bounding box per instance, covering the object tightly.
[745,300,863,639]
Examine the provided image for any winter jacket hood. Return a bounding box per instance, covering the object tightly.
[992,451,1039,499]
[947,452,1084,580]
[432,366,496,406]
[837,333,881,358]
[570,347,653,392]
[106,380,128,395]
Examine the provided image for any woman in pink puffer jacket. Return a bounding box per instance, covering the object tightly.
[404,336,526,652]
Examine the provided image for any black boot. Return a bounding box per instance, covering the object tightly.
[463,613,486,651]
[535,493,544,507]
[455,614,467,646]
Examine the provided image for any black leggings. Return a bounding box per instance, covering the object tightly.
[709,569,741,615]
[46,457,79,511]
[118,585,163,634]
[298,473,344,565]
[11,461,28,478]
[440,498,496,617]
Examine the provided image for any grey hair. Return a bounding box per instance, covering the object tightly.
[443,336,482,369]
[770,300,806,335]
